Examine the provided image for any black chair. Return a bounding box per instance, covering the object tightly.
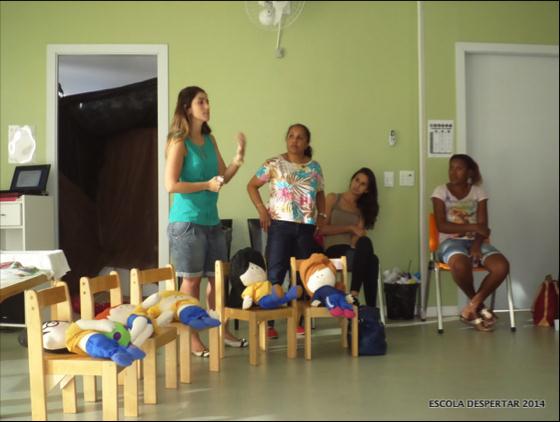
[247,218,267,255]
[221,219,233,260]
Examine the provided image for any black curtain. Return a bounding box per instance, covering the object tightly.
[58,78,158,297]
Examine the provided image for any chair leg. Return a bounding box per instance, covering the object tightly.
[29,369,47,421]
[248,314,259,366]
[101,362,118,421]
[219,318,226,359]
[258,321,268,352]
[123,362,138,417]
[208,326,221,372]
[351,310,359,357]
[304,312,312,360]
[61,376,77,414]
[422,266,432,321]
[340,317,348,348]
[179,327,192,383]
[434,267,443,334]
[377,267,386,324]
[83,375,97,402]
[287,314,297,359]
[165,339,178,389]
[143,341,157,404]
[506,274,516,332]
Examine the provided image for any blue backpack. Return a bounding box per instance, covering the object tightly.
[348,306,387,356]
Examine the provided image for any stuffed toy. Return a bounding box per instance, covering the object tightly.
[230,247,301,310]
[299,253,355,319]
[96,304,162,348]
[65,319,146,366]
[134,291,221,331]
[18,320,72,353]
[18,319,145,367]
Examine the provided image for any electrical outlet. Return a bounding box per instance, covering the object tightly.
[384,171,394,187]
[399,170,415,186]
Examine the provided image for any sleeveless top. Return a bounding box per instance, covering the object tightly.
[323,194,361,249]
[169,134,220,226]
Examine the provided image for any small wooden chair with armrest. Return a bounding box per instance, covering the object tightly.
[424,213,516,334]
[215,260,297,366]
[25,280,137,420]
[290,256,358,360]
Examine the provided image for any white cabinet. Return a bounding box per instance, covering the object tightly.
[0,196,55,250]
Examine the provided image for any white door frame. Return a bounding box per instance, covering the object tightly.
[46,44,169,267]
[455,42,558,309]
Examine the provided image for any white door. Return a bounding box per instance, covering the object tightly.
[461,47,559,310]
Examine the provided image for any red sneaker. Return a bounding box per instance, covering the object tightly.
[267,326,279,339]
[296,326,305,337]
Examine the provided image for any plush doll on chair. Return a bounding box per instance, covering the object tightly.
[19,318,146,367]
[300,253,355,319]
[134,291,221,331]
[230,247,301,310]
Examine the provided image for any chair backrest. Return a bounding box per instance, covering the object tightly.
[80,272,124,319]
[429,213,439,253]
[130,265,176,305]
[247,218,267,254]
[214,260,229,313]
[25,281,73,354]
[290,256,349,292]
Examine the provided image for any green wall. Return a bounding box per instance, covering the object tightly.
[1,1,557,306]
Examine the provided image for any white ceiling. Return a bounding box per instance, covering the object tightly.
[58,55,157,96]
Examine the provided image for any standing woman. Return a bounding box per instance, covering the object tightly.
[431,154,510,332]
[321,168,380,307]
[165,86,247,356]
[247,123,325,338]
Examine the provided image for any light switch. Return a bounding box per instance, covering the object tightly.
[384,171,394,188]
[399,170,415,186]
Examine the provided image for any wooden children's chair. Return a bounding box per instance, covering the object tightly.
[129,266,178,404]
[80,271,138,406]
[25,280,137,420]
[290,256,359,360]
[425,213,516,334]
[215,260,297,366]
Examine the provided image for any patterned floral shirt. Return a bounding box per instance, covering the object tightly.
[256,155,324,224]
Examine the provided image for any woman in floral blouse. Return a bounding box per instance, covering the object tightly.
[247,123,325,338]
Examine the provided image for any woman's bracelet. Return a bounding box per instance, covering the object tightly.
[318,212,327,218]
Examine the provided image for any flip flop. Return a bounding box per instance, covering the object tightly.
[192,349,210,358]
[479,308,498,325]
[224,338,248,348]
[459,315,494,332]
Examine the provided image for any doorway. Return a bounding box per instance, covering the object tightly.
[456,43,559,310]
[46,45,169,296]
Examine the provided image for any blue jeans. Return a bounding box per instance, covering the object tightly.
[436,238,500,265]
[265,220,322,286]
[168,221,227,278]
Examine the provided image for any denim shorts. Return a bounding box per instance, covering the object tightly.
[168,222,227,278]
[436,238,501,265]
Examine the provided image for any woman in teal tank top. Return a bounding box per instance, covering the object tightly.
[166,86,247,355]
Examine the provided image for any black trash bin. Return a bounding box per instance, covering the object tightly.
[384,283,419,320]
